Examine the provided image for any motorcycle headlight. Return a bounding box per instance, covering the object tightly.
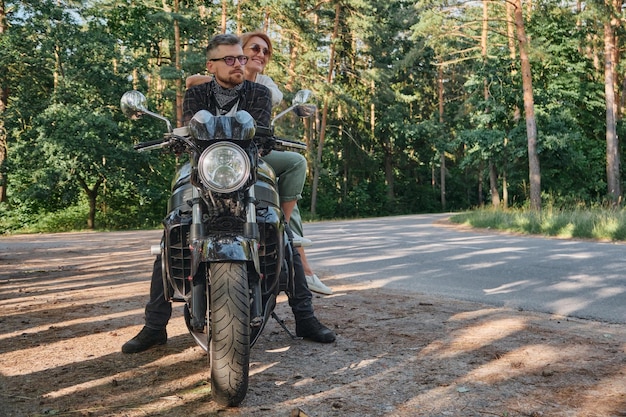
[198,143,250,193]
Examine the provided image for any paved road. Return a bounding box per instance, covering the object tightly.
[1,213,623,324]
[301,213,626,324]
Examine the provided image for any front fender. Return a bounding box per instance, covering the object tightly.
[198,236,254,262]
[188,236,259,277]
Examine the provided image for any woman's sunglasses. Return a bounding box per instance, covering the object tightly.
[249,44,270,55]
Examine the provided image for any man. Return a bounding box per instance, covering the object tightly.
[122,33,336,354]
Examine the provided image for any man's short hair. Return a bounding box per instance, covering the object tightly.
[206,33,241,58]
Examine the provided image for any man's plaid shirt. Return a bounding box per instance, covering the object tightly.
[182,79,272,129]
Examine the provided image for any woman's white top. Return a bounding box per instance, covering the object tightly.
[255,74,283,107]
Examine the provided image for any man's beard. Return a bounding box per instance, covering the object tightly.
[215,71,244,88]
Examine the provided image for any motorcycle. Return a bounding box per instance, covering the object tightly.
[120,89,316,407]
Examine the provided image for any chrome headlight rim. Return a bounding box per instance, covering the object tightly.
[197,142,250,193]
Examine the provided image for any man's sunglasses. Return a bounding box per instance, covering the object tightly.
[208,55,248,66]
[248,44,270,55]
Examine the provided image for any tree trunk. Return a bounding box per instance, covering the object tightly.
[87,190,97,230]
[285,40,299,91]
[513,0,541,211]
[220,0,227,33]
[311,1,340,217]
[78,177,103,230]
[236,0,242,34]
[604,7,621,205]
[0,0,4,35]
[489,160,501,207]
[0,1,7,202]
[502,170,508,209]
[173,0,183,127]
[384,96,394,203]
[0,114,6,204]
[478,160,484,206]
[504,0,518,209]
[384,152,395,203]
[482,0,500,208]
[438,65,446,210]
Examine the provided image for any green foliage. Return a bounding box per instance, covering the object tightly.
[0,203,84,234]
[1,0,624,233]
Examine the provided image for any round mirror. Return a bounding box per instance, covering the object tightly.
[292,90,312,106]
[121,90,148,119]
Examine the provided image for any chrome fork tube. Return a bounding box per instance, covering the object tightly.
[245,187,260,274]
[190,186,206,331]
[245,186,259,239]
[189,186,204,278]
[191,187,203,240]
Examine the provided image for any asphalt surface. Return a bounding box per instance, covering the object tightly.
[302,213,626,324]
[1,213,624,324]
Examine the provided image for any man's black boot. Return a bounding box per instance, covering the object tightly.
[122,326,167,353]
[296,317,336,343]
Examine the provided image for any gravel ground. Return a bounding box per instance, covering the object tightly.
[1,230,625,417]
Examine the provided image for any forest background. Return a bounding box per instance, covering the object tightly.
[0,0,625,233]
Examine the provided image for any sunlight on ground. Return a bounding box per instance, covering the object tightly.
[43,345,205,399]
[463,343,587,383]
[425,317,529,357]
[0,307,145,341]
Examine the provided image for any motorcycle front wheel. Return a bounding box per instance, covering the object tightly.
[209,262,251,407]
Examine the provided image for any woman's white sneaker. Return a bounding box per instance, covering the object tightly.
[292,233,312,247]
[306,274,333,295]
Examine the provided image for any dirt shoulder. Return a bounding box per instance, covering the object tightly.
[0,230,625,417]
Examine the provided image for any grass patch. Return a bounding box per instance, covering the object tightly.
[450,207,626,242]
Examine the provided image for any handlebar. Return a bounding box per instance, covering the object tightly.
[134,138,171,152]
[133,133,307,154]
[274,138,307,151]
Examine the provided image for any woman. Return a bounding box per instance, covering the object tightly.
[186,32,332,295]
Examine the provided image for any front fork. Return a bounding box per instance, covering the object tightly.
[187,186,263,330]
[245,188,265,326]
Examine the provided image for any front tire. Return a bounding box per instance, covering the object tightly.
[209,262,250,407]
